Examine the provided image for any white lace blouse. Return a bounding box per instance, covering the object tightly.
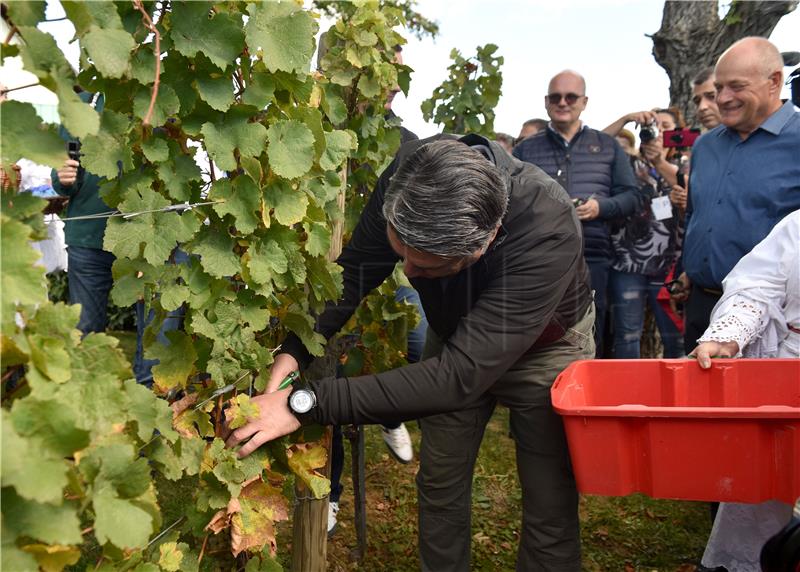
[697,210,800,358]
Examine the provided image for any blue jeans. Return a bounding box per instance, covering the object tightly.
[134,249,190,387]
[609,270,683,358]
[587,258,611,355]
[67,246,115,335]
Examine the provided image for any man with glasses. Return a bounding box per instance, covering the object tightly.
[513,70,640,353]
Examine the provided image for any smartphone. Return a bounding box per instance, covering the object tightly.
[663,129,700,148]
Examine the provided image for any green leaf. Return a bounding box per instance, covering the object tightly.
[187,226,241,279]
[195,63,235,112]
[320,129,357,171]
[303,222,330,257]
[263,179,308,225]
[305,256,342,303]
[2,489,82,545]
[56,82,101,139]
[125,379,179,442]
[1,413,68,504]
[103,188,199,264]
[0,101,66,169]
[28,333,71,383]
[10,399,90,457]
[5,1,45,26]
[171,3,244,71]
[226,394,261,430]
[109,257,155,306]
[133,84,180,126]
[141,137,169,163]
[62,1,123,36]
[83,26,135,79]
[266,119,315,179]
[158,541,184,572]
[245,1,317,73]
[320,84,347,125]
[93,487,154,549]
[247,238,287,286]
[16,27,74,89]
[1,217,47,329]
[201,116,268,172]
[158,152,203,202]
[282,310,325,357]
[81,109,132,179]
[243,66,276,109]
[212,177,260,235]
[1,520,38,572]
[144,331,197,392]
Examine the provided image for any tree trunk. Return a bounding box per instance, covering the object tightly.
[651,0,797,121]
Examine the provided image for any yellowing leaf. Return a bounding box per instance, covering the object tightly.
[287,442,330,499]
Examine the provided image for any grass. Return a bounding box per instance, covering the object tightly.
[101,331,710,571]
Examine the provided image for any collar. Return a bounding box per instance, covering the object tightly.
[547,122,585,146]
[759,99,796,135]
[718,99,795,140]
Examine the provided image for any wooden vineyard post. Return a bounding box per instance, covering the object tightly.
[290,169,347,571]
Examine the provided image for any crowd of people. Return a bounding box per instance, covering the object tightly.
[4,30,798,572]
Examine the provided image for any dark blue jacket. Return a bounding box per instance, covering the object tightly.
[513,126,641,260]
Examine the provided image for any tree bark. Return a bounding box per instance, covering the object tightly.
[651,0,797,122]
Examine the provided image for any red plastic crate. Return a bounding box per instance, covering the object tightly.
[551,359,800,503]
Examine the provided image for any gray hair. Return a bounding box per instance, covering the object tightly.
[382,140,508,257]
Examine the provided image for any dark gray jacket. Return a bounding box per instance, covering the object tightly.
[282,134,592,425]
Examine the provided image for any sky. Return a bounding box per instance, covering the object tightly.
[8,0,799,138]
[391,0,800,138]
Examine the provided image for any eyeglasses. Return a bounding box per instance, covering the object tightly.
[546,92,583,105]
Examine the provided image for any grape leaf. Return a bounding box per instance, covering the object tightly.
[133,84,180,126]
[263,179,308,225]
[141,137,169,163]
[1,217,47,330]
[158,541,184,572]
[157,152,203,202]
[286,442,330,499]
[247,238,288,286]
[320,129,357,171]
[10,398,90,457]
[83,26,135,79]
[103,188,200,265]
[201,116,268,172]
[195,60,235,112]
[28,334,71,383]
[282,310,324,357]
[1,413,68,504]
[170,3,244,71]
[2,489,82,545]
[16,26,73,89]
[231,481,290,557]
[226,395,261,430]
[302,221,331,257]
[212,177,260,235]
[61,1,123,36]
[145,330,197,392]
[1,515,38,572]
[187,226,241,279]
[0,101,66,169]
[245,1,317,74]
[243,65,276,109]
[21,543,81,572]
[266,119,315,180]
[125,379,179,442]
[81,109,132,179]
[93,487,154,549]
[5,1,45,26]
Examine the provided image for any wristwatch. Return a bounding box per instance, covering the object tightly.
[288,385,317,425]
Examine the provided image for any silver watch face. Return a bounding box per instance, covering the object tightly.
[289,389,315,414]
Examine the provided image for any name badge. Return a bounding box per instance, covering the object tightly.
[651,195,673,221]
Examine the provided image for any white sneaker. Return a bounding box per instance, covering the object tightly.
[382,424,413,463]
[327,501,339,536]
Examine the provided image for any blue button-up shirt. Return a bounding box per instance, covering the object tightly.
[683,100,800,289]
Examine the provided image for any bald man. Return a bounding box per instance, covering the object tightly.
[679,37,800,353]
[513,70,640,354]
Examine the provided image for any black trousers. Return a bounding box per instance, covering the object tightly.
[683,283,722,354]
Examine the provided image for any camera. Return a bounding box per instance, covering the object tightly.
[639,121,659,143]
[663,128,701,148]
[67,140,81,163]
